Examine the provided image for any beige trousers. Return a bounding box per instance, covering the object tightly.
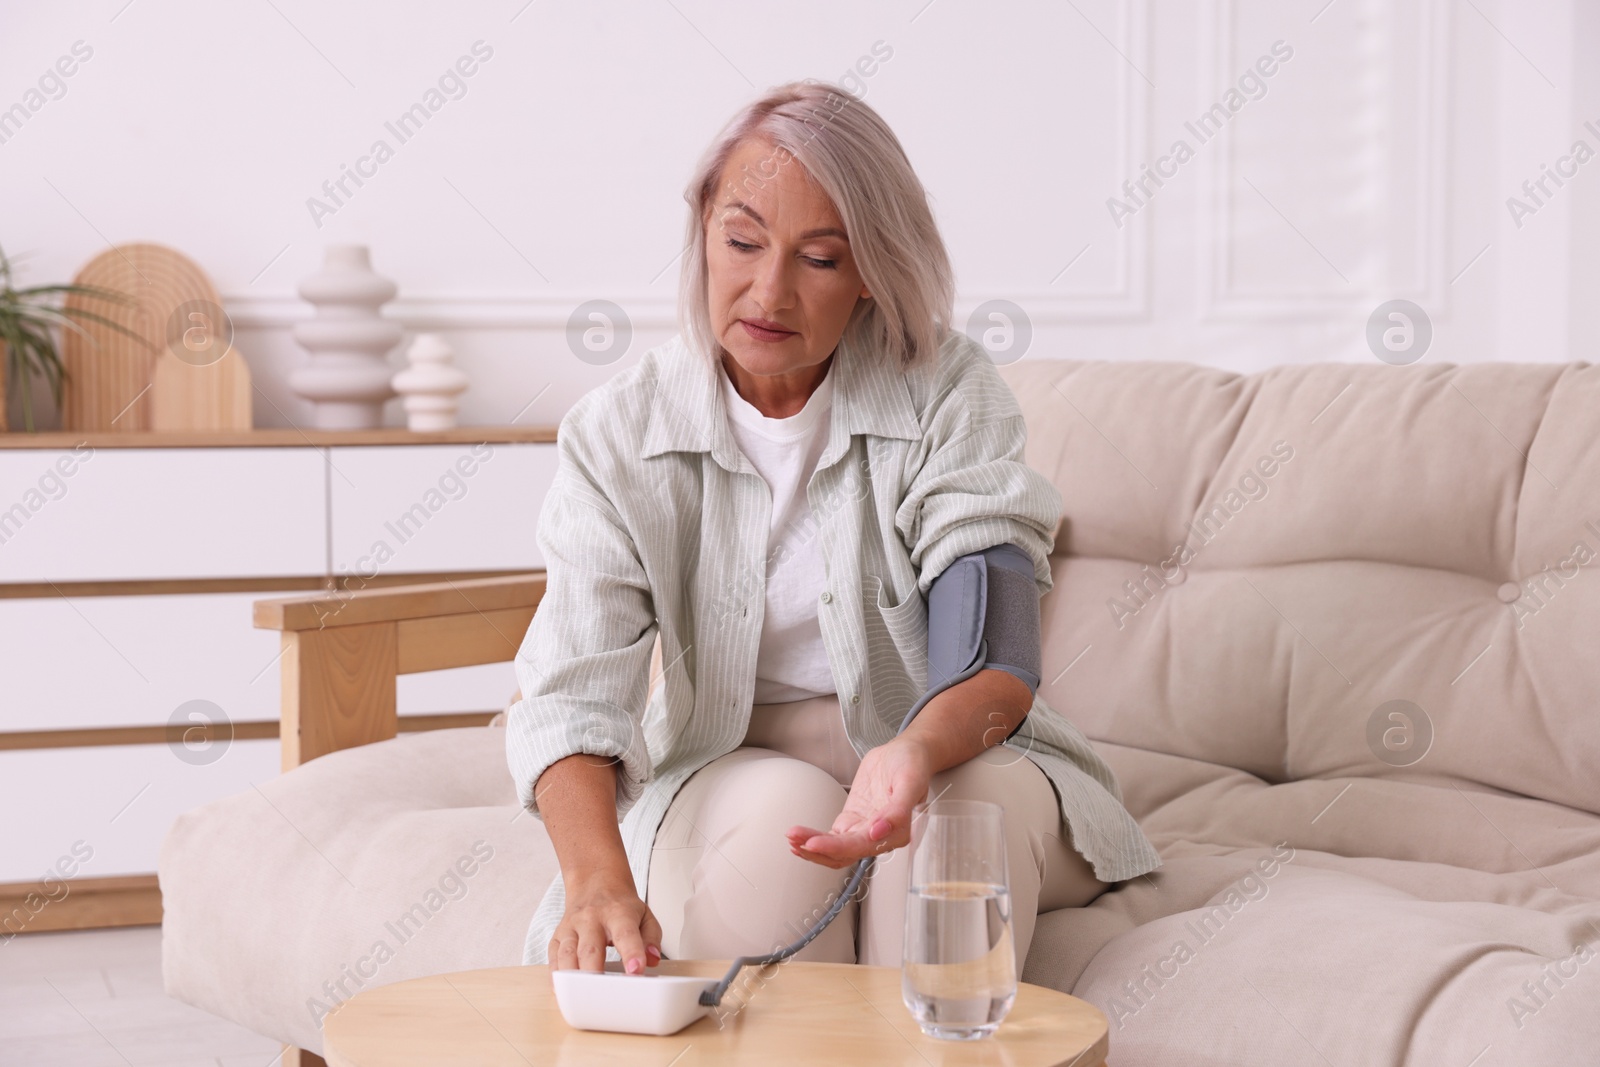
[645,693,1106,973]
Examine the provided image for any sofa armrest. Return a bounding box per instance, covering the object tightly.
[253,573,546,771]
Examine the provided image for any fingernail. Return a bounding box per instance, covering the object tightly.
[626,957,641,974]
[647,944,661,961]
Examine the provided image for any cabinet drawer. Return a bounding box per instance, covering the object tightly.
[0,592,283,732]
[0,595,525,733]
[0,448,325,582]
[0,739,280,882]
[329,443,555,576]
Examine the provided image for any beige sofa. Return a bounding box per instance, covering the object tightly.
[161,358,1600,1064]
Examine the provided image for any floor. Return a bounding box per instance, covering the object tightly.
[0,925,284,1066]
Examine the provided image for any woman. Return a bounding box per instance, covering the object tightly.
[507,80,1160,978]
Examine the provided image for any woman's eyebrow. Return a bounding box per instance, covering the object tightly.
[720,200,848,241]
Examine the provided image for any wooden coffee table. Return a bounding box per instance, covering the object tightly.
[321,960,1109,1065]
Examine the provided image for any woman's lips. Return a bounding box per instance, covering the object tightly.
[740,319,796,342]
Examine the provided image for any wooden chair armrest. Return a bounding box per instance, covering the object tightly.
[253,573,546,770]
[254,573,546,631]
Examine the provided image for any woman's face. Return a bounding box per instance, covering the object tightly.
[704,138,872,382]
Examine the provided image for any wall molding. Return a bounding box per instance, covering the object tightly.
[221,287,1159,331]
[223,292,681,331]
[1053,0,1152,319]
[1197,0,1452,319]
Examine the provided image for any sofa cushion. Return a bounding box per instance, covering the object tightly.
[997,359,1600,818]
[160,728,556,1055]
[1064,865,1598,1066]
[1020,742,1600,1064]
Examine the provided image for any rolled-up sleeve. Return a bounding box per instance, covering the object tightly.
[505,428,656,823]
[895,358,1064,597]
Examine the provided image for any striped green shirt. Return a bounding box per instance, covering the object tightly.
[506,328,1161,964]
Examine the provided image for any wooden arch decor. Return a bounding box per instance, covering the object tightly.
[62,242,250,432]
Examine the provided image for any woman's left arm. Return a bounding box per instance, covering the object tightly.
[789,339,1059,867]
[786,668,1029,867]
[897,667,1032,770]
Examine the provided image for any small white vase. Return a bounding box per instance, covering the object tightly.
[392,333,469,432]
[289,245,402,429]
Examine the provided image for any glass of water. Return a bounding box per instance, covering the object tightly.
[900,798,1016,1040]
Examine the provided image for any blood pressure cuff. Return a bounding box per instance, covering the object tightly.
[923,543,1042,738]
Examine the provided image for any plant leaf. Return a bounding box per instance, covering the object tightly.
[13,284,139,303]
[11,304,156,351]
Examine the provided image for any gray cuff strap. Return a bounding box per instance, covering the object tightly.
[924,542,1042,701]
[980,547,1042,693]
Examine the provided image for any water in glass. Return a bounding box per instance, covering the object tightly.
[900,799,1017,1039]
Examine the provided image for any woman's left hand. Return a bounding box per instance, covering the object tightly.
[786,737,933,868]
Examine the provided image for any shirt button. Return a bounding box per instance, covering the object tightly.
[820,591,832,604]
[850,694,860,705]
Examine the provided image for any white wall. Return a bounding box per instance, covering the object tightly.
[2,0,1593,434]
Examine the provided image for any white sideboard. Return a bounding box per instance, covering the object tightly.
[0,429,557,918]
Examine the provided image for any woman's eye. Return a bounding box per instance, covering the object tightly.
[723,237,835,270]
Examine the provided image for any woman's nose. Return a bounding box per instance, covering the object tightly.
[748,251,796,311]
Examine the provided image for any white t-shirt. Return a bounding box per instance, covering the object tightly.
[720,358,838,704]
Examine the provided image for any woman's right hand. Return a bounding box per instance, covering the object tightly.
[549,866,663,974]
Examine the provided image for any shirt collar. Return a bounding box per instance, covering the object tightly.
[640,331,923,471]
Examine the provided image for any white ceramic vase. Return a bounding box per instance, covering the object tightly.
[289,245,402,429]
[392,333,468,432]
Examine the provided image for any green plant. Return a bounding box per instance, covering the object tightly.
[0,242,151,432]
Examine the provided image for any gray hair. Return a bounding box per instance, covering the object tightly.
[678,80,954,371]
